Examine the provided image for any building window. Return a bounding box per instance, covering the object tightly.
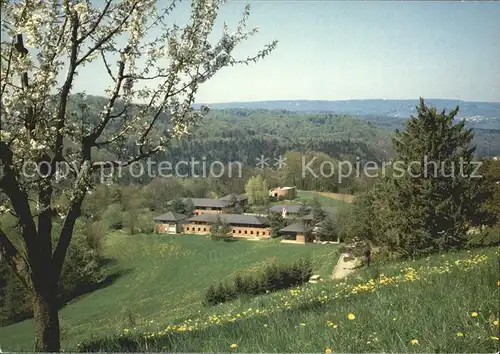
[198,227,200,231]
[250,231,254,235]
[232,230,235,233]
[186,227,190,231]
[203,228,207,232]
[238,230,241,234]
[244,230,247,234]
[256,231,260,236]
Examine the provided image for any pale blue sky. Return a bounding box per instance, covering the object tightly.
[78,1,500,103]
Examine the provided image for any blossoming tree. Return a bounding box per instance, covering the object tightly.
[0,0,276,351]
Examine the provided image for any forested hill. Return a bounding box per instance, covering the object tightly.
[191,100,500,157]
[76,96,500,164]
[77,95,393,165]
[193,99,500,129]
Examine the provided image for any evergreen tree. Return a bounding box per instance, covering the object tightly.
[183,198,195,216]
[388,98,479,256]
[169,198,186,214]
[211,215,231,240]
[267,212,286,237]
[168,198,195,216]
[318,216,338,242]
[297,203,310,218]
[310,196,326,225]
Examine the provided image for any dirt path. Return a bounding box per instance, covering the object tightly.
[331,252,359,279]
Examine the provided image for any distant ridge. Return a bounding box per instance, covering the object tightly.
[193,99,500,126]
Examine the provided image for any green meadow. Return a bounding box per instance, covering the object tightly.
[0,232,338,351]
[78,247,500,353]
[270,190,352,210]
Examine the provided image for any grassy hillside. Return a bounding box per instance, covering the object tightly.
[269,190,353,211]
[77,247,500,352]
[0,233,338,350]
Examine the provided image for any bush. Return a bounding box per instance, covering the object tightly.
[59,231,105,302]
[135,210,156,234]
[467,226,500,247]
[102,203,124,230]
[85,220,108,253]
[204,258,313,306]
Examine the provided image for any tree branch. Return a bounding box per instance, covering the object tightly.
[76,1,138,67]
[51,174,88,277]
[87,60,126,142]
[76,0,113,45]
[14,34,35,135]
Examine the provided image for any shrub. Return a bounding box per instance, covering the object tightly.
[135,210,156,234]
[467,226,500,247]
[102,203,124,230]
[203,284,218,306]
[204,258,313,306]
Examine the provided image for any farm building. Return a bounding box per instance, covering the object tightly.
[183,213,272,238]
[269,186,296,200]
[168,194,247,215]
[278,206,339,244]
[153,212,188,234]
[279,221,311,244]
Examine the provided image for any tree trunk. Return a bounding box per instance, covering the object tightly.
[33,286,60,352]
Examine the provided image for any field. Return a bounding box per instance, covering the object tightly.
[317,192,356,204]
[269,190,353,210]
[0,232,339,351]
[77,247,500,352]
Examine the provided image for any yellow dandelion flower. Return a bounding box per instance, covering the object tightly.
[457,332,464,337]
[347,313,356,320]
[497,280,500,286]
[325,348,332,354]
[493,320,499,326]
[230,343,238,349]
[471,312,478,317]
[490,336,499,341]
[392,317,397,321]
[410,339,419,345]
[333,324,338,329]
[300,322,306,326]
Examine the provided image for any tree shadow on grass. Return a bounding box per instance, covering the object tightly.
[98,256,118,267]
[60,268,133,308]
[3,268,133,326]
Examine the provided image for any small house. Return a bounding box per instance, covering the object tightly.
[269,186,296,200]
[153,212,188,234]
[183,214,272,238]
[168,194,247,215]
[279,221,311,244]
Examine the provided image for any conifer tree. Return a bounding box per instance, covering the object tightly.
[388,98,479,256]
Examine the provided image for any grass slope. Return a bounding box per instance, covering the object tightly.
[0,233,338,351]
[77,247,499,353]
[269,190,352,210]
